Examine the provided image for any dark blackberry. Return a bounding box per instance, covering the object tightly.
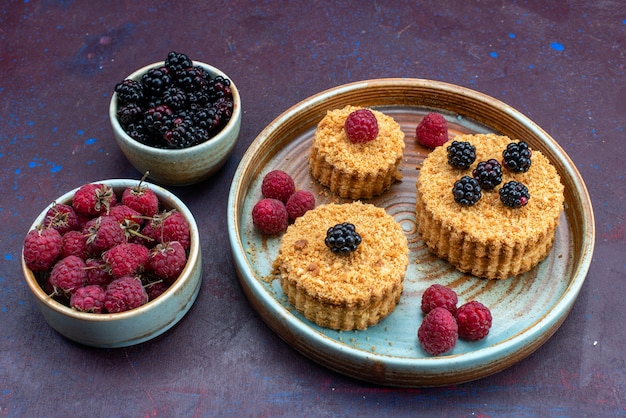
[124,122,150,144]
[114,79,145,105]
[472,159,503,190]
[499,181,530,208]
[325,223,362,255]
[447,141,476,169]
[452,176,482,206]
[164,51,193,78]
[141,66,173,98]
[162,87,187,111]
[163,118,197,149]
[117,102,144,126]
[193,107,220,133]
[186,90,210,111]
[177,67,208,92]
[143,105,174,134]
[502,141,532,173]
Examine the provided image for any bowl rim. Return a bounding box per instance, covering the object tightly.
[109,60,241,155]
[21,178,201,322]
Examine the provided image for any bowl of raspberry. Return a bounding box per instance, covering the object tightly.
[109,51,241,186]
[21,178,202,348]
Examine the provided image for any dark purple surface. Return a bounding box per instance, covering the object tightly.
[1,1,624,416]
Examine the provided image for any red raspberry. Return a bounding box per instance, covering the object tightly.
[145,280,168,301]
[146,241,187,284]
[456,301,492,341]
[85,258,115,287]
[344,108,379,143]
[23,227,62,272]
[48,255,88,296]
[261,170,295,203]
[61,230,88,259]
[84,215,126,255]
[416,112,448,148]
[252,198,288,235]
[104,276,149,313]
[143,210,191,249]
[43,203,79,235]
[286,190,316,221]
[121,182,159,217]
[418,307,458,355]
[102,243,149,278]
[70,285,106,313]
[72,183,117,217]
[421,284,458,316]
[110,204,144,226]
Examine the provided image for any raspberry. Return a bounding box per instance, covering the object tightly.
[286,190,316,221]
[145,280,169,301]
[84,215,126,255]
[61,230,88,259]
[452,176,482,206]
[43,203,79,235]
[85,258,116,287]
[416,112,448,148]
[344,109,379,143]
[48,255,88,296]
[146,241,187,284]
[122,181,159,217]
[456,301,492,341]
[102,243,149,278]
[447,140,476,170]
[143,210,191,249]
[23,227,62,272]
[110,204,144,226]
[421,284,458,316]
[325,223,361,255]
[261,170,296,203]
[499,181,530,208]
[418,307,458,355]
[72,183,117,217]
[252,198,288,235]
[104,276,149,313]
[70,285,106,313]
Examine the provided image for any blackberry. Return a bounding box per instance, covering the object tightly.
[114,79,145,105]
[124,122,150,144]
[447,141,476,169]
[177,67,207,92]
[499,181,530,208]
[117,102,143,126]
[452,176,481,206]
[141,66,173,98]
[164,51,193,78]
[194,107,220,133]
[162,87,187,111]
[502,141,532,173]
[143,105,174,134]
[325,223,362,255]
[163,119,197,149]
[472,159,503,190]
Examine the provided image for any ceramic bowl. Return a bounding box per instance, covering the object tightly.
[21,179,202,348]
[109,61,241,186]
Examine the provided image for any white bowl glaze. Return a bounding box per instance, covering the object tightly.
[22,179,202,348]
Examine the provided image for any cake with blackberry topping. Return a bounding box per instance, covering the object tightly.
[416,133,564,280]
[309,105,405,199]
[273,202,409,330]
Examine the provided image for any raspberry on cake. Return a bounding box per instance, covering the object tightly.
[273,202,409,331]
[309,105,405,199]
[416,133,564,279]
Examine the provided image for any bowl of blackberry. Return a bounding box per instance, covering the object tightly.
[110,51,241,186]
[21,178,202,348]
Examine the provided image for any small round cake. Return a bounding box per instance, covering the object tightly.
[273,202,409,330]
[309,105,405,199]
[416,134,564,280]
